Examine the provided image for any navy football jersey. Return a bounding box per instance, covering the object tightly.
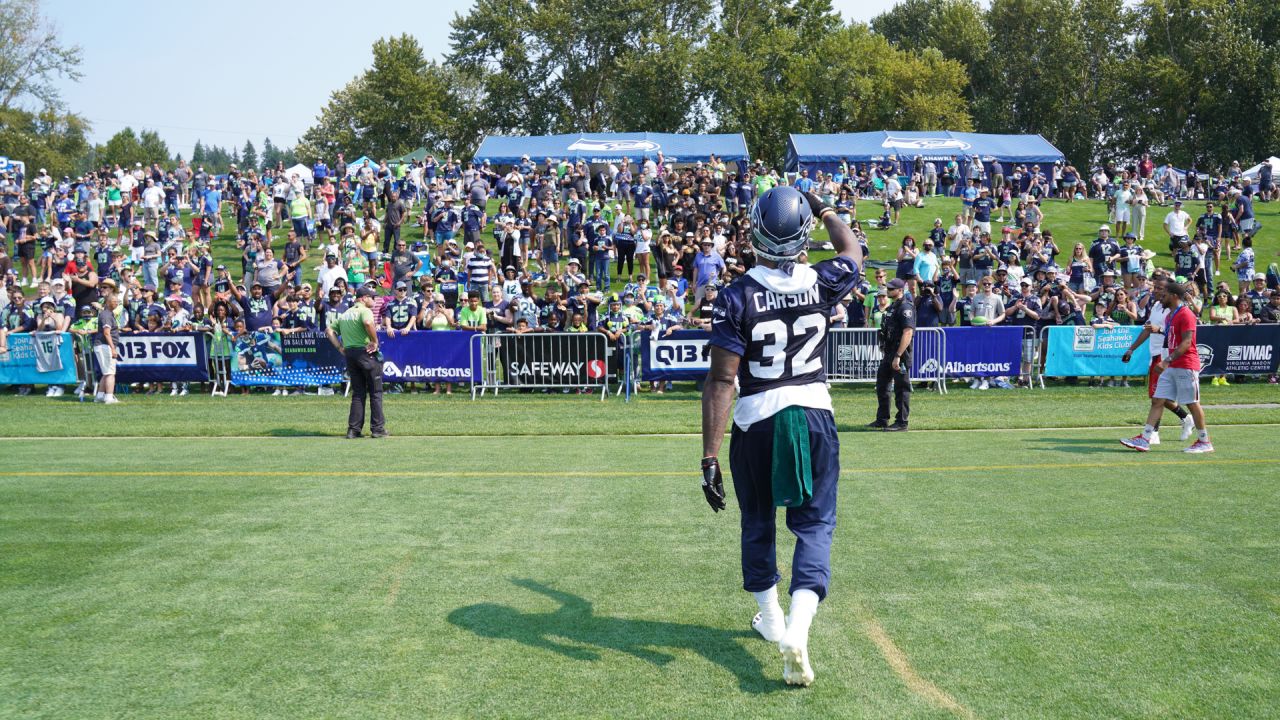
[708,256,861,397]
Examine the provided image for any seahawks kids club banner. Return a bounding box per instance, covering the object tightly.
[109,333,210,383]
[378,330,479,382]
[0,332,78,385]
[1043,325,1151,377]
[1195,324,1280,376]
[231,330,345,386]
[641,330,711,381]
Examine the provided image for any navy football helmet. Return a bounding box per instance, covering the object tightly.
[749,186,814,261]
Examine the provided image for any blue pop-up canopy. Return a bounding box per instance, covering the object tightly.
[474,133,750,166]
[786,131,1065,173]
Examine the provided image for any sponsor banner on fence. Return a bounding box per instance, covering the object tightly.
[231,330,345,386]
[827,328,945,380]
[930,326,1023,378]
[641,330,711,381]
[110,333,210,383]
[379,330,478,382]
[1043,325,1150,377]
[0,332,78,385]
[497,333,608,386]
[1196,324,1279,376]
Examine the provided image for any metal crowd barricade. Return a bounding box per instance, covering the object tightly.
[75,336,97,401]
[1035,326,1052,389]
[470,331,610,400]
[826,327,946,393]
[617,330,643,402]
[207,330,232,396]
[1025,325,1045,389]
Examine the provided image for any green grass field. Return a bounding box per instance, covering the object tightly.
[2,385,1278,718]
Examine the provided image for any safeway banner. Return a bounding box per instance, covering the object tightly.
[0,332,78,385]
[641,330,711,381]
[1043,325,1150,377]
[110,333,210,383]
[1196,324,1279,376]
[497,333,608,386]
[379,330,478,382]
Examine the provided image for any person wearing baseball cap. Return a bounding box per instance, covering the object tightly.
[325,285,386,439]
[870,278,914,431]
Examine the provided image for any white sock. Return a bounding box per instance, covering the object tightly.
[1142,424,1155,440]
[1198,429,1209,442]
[753,586,784,620]
[786,588,820,640]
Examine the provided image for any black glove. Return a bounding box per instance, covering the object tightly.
[803,191,829,218]
[701,457,726,512]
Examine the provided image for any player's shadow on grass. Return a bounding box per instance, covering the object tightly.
[1029,437,1124,454]
[447,578,776,693]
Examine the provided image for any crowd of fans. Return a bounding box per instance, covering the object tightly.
[0,150,1276,397]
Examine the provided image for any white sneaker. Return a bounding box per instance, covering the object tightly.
[170,385,179,396]
[94,392,105,403]
[1180,415,1195,441]
[752,611,786,643]
[103,395,120,405]
[272,388,282,396]
[779,630,815,687]
[969,378,980,389]
[180,386,189,396]
[45,386,56,397]
[1149,431,1161,446]
[53,386,65,397]
[978,379,990,390]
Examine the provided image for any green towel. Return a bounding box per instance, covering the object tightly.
[771,406,813,508]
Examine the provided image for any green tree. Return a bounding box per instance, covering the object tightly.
[138,129,170,165]
[0,106,89,177]
[450,0,711,136]
[300,35,457,159]
[192,140,206,166]
[96,127,144,168]
[241,140,258,171]
[1112,0,1280,169]
[872,0,989,102]
[0,0,82,111]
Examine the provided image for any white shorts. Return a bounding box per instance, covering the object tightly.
[974,221,992,235]
[1154,367,1199,406]
[131,246,145,262]
[1115,209,1131,222]
[93,344,117,376]
[1239,218,1255,232]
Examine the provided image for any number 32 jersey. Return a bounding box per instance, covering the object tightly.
[708,257,861,428]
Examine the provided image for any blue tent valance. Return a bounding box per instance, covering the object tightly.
[474,133,750,166]
[786,131,1065,172]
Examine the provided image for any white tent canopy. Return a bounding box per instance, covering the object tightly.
[284,163,314,184]
[1241,156,1280,180]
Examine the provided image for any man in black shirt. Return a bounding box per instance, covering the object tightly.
[870,278,915,431]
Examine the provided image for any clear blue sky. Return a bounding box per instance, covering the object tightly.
[46,0,904,159]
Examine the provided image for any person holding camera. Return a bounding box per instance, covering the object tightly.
[326,286,386,439]
[869,278,915,431]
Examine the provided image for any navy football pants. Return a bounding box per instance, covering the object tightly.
[729,407,839,601]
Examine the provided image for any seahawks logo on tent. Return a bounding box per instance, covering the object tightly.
[566,138,661,153]
[880,136,972,151]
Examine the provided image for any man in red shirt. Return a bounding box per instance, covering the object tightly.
[1121,281,1213,453]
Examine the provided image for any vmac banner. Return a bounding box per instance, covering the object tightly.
[497,333,608,386]
[0,332,78,385]
[1043,325,1150,377]
[231,330,345,386]
[933,326,1024,378]
[641,330,711,381]
[379,330,478,382]
[109,333,210,383]
[1196,324,1279,376]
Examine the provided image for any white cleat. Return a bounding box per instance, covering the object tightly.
[780,635,814,687]
[1180,415,1195,441]
[752,612,785,643]
[1149,431,1160,446]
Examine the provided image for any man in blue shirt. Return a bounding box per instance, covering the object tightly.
[691,238,726,307]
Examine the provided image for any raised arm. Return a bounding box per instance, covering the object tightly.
[805,192,862,267]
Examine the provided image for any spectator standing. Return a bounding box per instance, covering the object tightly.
[92,293,121,404]
[869,278,914,431]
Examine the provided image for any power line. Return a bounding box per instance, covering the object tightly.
[83,116,304,141]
